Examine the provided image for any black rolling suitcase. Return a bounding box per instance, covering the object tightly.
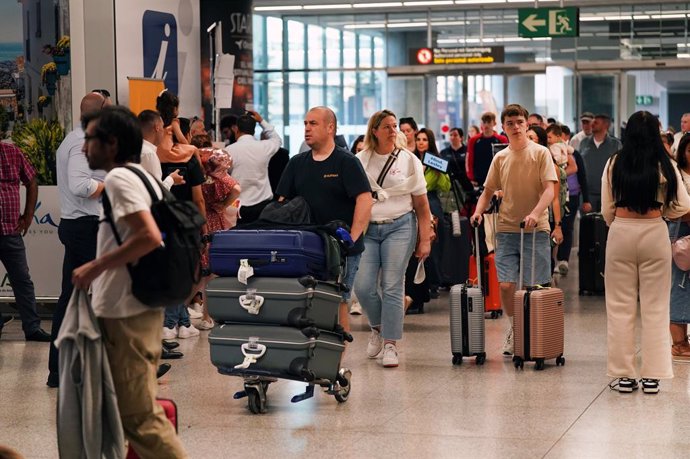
[206,276,342,330]
[209,324,352,413]
[449,223,486,366]
[578,213,607,295]
[440,213,471,287]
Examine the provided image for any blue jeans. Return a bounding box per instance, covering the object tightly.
[0,235,41,336]
[355,212,417,341]
[495,231,551,286]
[341,253,362,303]
[164,303,191,329]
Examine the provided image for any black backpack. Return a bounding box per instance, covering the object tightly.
[102,166,206,307]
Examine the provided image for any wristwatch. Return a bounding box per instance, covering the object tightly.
[555,221,562,227]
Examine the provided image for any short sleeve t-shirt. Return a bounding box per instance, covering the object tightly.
[276,146,371,253]
[91,164,164,319]
[359,148,427,222]
[483,141,558,233]
[160,155,205,202]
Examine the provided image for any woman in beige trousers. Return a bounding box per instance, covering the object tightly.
[601,110,690,394]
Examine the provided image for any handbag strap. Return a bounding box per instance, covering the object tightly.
[375,149,400,187]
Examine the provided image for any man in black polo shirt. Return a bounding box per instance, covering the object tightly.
[276,106,372,333]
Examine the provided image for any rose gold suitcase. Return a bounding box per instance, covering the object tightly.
[512,224,565,371]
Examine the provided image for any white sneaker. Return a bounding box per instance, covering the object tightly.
[557,260,569,275]
[367,329,384,358]
[350,301,362,315]
[196,318,214,330]
[502,326,514,356]
[178,324,200,338]
[162,326,178,340]
[187,305,203,319]
[382,343,399,367]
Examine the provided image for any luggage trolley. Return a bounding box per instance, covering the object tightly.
[207,274,354,415]
[212,326,353,414]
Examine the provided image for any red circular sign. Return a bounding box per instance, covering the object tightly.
[417,48,433,65]
[441,124,450,133]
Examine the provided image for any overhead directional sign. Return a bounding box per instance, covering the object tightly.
[518,7,579,38]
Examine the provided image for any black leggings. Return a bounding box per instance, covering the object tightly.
[557,194,580,262]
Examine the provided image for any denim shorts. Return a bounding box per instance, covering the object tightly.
[495,231,551,286]
[341,253,362,303]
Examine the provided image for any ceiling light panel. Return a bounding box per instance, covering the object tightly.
[303,4,352,9]
[403,1,453,5]
[353,2,404,8]
[254,5,303,11]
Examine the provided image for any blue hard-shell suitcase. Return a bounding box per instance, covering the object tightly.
[209,229,332,280]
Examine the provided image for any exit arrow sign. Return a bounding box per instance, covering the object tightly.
[519,7,579,38]
[522,14,546,33]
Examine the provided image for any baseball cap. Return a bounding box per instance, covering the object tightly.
[580,112,594,121]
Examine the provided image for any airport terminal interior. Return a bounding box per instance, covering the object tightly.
[3,264,690,458]
[3,0,690,457]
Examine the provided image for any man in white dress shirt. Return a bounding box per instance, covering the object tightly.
[225,111,282,225]
[48,92,109,388]
[672,113,690,155]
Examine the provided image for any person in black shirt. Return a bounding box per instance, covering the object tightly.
[276,106,372,333]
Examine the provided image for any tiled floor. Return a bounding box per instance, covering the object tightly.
[2,259,690,458]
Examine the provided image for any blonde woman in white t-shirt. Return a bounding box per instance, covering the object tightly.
[354,109,432,368]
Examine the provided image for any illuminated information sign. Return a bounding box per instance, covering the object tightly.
[414,47,505,65]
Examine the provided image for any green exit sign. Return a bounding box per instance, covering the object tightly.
[636,95,654,106]
[519,7,579,38]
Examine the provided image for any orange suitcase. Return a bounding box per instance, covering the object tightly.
[512,224,565,371]
[469,253,502,318]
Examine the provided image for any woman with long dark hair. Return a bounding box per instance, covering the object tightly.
[602,111,690,394]
[410,128,449,304]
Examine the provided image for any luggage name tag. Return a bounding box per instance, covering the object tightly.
[234,337,267,369]
[238,259,254,285]
[239,288,265,315]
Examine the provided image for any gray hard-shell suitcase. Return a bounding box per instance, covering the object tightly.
[206,275,342,331]
[450,224,486,365]
[209,324,344,382]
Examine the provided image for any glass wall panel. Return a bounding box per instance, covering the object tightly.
[326,28,341,69]
[287,72,306,153]
[287,20,305,69]
[266,17,283,70]
[307,25,324,69]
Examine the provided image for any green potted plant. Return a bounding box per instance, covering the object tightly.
[36,95,51,115]
[41,63,58,95]
[11,119,65,185]
[43,36,70,76]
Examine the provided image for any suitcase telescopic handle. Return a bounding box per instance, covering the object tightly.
[518,222,537,291]
[471,220,482,290]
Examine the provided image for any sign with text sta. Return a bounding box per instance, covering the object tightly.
[519,7,579,38]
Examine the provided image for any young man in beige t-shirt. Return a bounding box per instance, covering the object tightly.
[471,104,558,356]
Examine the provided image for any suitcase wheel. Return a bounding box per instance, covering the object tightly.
[556,355,566,366]
[513,356,524,369]
[334,368,352,403]
[535,359,545,371]
[475,353,486,365]
[246,382,269,414]
[452,354,463,366]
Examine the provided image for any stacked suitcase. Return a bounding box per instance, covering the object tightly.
[206,229,352,414]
